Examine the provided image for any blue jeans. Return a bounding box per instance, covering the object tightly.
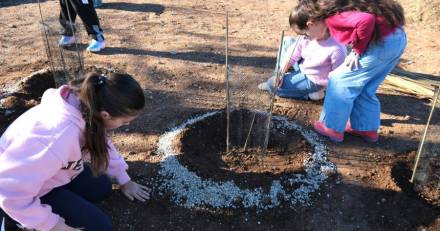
[265,36,323,99]
[265,68,323,99]
[319,28,407,132]
[1,166,113,231]
[93,0,103,8]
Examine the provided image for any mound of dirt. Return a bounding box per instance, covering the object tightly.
[0,69,55,133]
[392,151,440,207]
[0,67,119,134]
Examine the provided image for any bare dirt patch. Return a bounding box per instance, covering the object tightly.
[1,0,440,230]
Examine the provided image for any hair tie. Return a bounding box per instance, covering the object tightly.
[96,75,106,86]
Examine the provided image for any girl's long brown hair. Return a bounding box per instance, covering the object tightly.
[289,0,405,42]
[70,73,145,174]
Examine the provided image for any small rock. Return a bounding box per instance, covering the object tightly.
[381,198,386,203]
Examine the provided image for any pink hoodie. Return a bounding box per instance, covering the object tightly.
[0,86,131,231]
[288,36,347,86]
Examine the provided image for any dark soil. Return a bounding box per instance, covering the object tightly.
[1,70,439,230]
[0,70,55,133]
[398,151,440,207]
[1,0,440,228]
[176,109,311,189]
[0,67,115,133]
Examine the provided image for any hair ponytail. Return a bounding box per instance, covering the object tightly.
[71,72,145,175]
[79,74,109,174]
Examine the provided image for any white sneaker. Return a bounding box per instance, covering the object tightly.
[59,36,76,46]
[258,82,271,92]
[308,88,325,101]
[86,39,105,52]
[93,0,103,8]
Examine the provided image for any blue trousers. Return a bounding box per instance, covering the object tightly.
[265,36,322,99]
[59,0,105,41]
[0,165,112,231]
[265,68,323,99]
[320,28,407,132]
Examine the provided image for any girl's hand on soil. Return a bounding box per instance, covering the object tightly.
[121,180,150,202]
[344,51,360,70]
[51,217,81,231]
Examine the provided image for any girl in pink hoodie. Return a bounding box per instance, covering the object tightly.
[0,73,149,231]
[257,11,347,101]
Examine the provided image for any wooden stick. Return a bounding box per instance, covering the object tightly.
[382,74,435,99]
[411,86,440,183]
[243,113,256,152]
[225,11,230,153]
[262,31,285,153]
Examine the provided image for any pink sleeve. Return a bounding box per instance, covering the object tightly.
[105,140,131,185]
[330,46,347,71]
[0,139,62,231]
[288,38,305,66]
[325,11,375,55]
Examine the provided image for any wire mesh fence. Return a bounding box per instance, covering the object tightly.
[226,68,273,153]
[39,17,85,86]
[412,87,440,192]
[224,8,285,155]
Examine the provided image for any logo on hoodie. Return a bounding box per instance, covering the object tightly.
[61,158,83,171]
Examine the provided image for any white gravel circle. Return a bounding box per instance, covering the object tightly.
[157,111,336,210]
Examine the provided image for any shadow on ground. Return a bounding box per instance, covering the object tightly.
[100,158,440,231]
[100,2,165,15]
[96,47,275,69]
[0,0,46,8]
[379,93,434,127]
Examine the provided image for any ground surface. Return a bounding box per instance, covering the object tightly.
[1,0,440,230]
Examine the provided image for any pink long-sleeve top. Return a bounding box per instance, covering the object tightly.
[325,11,397,55]
[0,86,131,231]
[288,36,347,86]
